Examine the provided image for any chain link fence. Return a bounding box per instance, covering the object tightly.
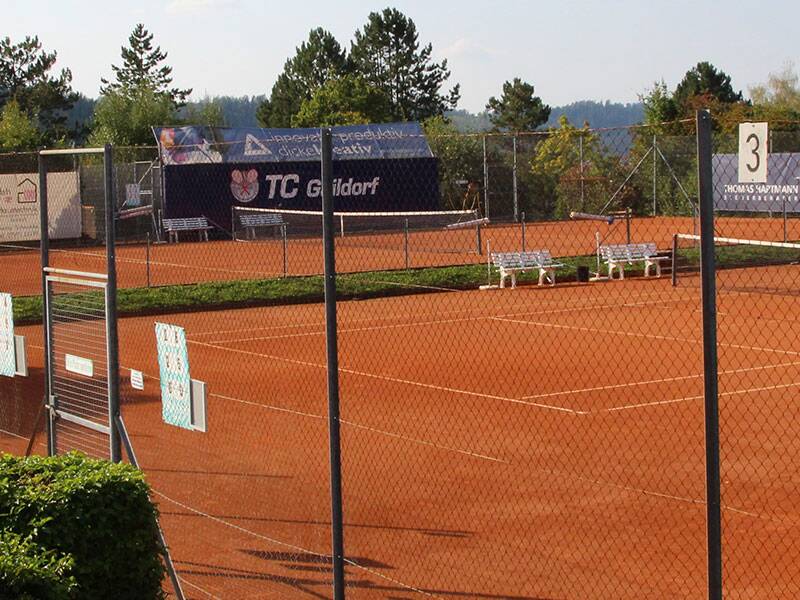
[1,116,800,598]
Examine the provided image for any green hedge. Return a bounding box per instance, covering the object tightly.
[0,531,76,600]
[0,453,166,600]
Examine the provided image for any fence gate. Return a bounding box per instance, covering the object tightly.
[44,269,114,459]
[39,146,120,461]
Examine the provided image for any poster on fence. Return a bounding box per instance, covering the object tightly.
[0,293,15,378]
[713,153,800,212]
[0,172,81,242]
[155,322,192,430]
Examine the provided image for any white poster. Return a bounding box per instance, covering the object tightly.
[0,172,81,242]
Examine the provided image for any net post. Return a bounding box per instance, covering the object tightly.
[321,128,346,600]
[404,218,410,270]
[282,224,288,277]
[671,233,678,287]
[697,109,723,600]
[626,207,631,244]
[146,232,151,288]
[104,144,122,464]
[521,211,526,252]
[38,152,55,457]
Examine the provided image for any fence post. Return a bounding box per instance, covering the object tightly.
[38,153,55,457]
[282,224,288,277]
[697,109,723,600]
[653,135,658,216]
[404,218,410,269]
[104,144,122,464]
[513,136,519,222]
[579,133,585,207]
[521,211,526,252]
[146,232,151,288]
[321,128,346,600]
[482,135,489,220]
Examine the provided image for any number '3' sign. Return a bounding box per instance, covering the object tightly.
[738,123,768,183]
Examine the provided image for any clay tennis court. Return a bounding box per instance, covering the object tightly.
[4,214,800,297]
[5,264,799,598]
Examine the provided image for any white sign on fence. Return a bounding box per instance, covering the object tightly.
[155,322,192,430]
[738,122,768,184]
[0,293,15,378]
[0,172,81,242]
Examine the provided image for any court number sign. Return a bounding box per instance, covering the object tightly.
[155,322,192,429]
[738,122,768,183]
[0,293,14,378]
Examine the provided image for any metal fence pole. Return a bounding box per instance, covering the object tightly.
[282,224,288,277]
[579,134,585,207]
[653,135,658,216]
[521,211,526,252]
[513,136,519,222]
[404,218,410,270]
[482,135,489,220]
[104,144,122,463]
[321,128,346,600]
[38,153,55,457]
[697,110,723,600]
[146,232,151,288]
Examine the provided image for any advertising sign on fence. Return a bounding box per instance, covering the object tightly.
[0,293,14,378]
[713,153,800,212]
[155,322,192,430]
[0,172,81,242]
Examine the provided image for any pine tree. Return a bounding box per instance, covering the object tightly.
[486,78,550,132]
[100,24,191,108]
[348,8,459,122]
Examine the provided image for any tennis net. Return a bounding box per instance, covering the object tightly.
[231,206,484,255]
[672,233,800,295]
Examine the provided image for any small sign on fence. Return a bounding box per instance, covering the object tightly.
[738,122,768,183]
[0,293,15,378]
[156,322,193,430]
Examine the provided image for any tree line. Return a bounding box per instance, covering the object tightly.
[2,7,800,153]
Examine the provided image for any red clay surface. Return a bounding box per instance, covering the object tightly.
[4,265,800,598]
[5,215,800,297]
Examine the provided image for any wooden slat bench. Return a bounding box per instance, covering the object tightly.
[236,212,286,240]
[491,250,565,288]
[600,243,668,279]
[162,217,212,243]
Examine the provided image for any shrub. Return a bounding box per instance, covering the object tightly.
[0,531,76,600]
[0,452,166,600]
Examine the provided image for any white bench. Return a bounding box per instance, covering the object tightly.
[236,212,286,240]
[491,250,565,288]
[162,217,212,243]
[600,243,668,280]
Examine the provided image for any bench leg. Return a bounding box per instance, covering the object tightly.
[499,268,507,288]
[202,230,209,242]
[510,272,517,289]
[539,268,555,286]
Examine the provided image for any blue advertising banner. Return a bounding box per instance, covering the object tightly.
[153,123,433,165]
[713,153,800,212]
[155,322,192,430]
[163,157,441,226]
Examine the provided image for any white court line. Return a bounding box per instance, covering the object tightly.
[597,380,800,414]
[188,339,586,415]
[521,360,800,401]
[210,295,698,346]
[124,368,507,462]
[340,420,508,464]
[186,287,699,339]
[492,316,800,358]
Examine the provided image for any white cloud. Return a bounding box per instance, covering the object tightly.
[165,0,235,15]
[438,37,502,61]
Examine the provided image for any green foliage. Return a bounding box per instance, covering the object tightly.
[183,97,226,126]
[0,35,77,144]
[349,8,459,121]
[100,24,190,108]
[0,531,77,600]
[531,116,621,218]
[749,62,800,124]
[674,61,743,108]
[0,453,166,600]
[292,74,392,127]
[256,28,347,127]
[0,99,41,151]
[423,116,483,210]
[89,84,175,146]
[486,78,550,132]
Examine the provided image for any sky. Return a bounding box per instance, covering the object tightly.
[5,0,800,113]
